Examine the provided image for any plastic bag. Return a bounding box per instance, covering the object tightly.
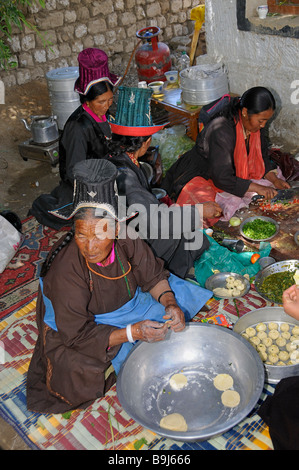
[194,232,271,288]
[152,125,194,175]
[0,215,24,273]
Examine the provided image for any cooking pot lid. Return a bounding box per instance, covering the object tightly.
[46,66,79,80]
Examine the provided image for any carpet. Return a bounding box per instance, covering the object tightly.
[0,217,275,450]
[0,217,69,320]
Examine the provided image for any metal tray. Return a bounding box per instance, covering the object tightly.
[233,307,299,384]
[205,272,250,299]
[255,259,299,304]
[240,215,279,242]
[116,323,264,442]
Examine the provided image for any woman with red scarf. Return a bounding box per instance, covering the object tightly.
[161,87,290,226]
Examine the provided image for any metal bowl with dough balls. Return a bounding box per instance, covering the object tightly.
[205,272,250,299]
[116,323,264,441]
[234,307,299,384]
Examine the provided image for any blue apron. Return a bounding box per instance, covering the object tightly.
[41,274,212,374]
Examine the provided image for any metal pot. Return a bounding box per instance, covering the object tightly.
[21,115,59,144]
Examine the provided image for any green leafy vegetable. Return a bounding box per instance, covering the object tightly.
[242,219,276,239]
[260,270,297,303]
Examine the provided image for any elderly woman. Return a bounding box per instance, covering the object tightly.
[26,159,212,414]
[29,48,120,230]
[161,87,290,225]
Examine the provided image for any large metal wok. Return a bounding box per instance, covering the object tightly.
[116,323,264,442]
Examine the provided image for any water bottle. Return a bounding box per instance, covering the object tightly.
[178,51,190,72]
[178,51,190,86]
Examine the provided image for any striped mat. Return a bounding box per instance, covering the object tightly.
[0,295,275,450]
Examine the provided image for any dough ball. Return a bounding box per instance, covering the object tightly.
[221,390,240,408]
[268,344,279,355]
[232,289,241,297]
[256,343,266,353]
[290,335,299,343]
[278,350,289,362]
[242,333,249,340]
[268,329,280,340]
[280,323,290,332]
[262,337,273,347]
[276,337,286,348]
[290,351,299,364]
[257,331,267,340]
[213,373,234,391]
[268,322,278,330]
[249,336,260,347]
[291,326,299,336]
[268,353,279,364]
[245,327,256,338]
[160,413,188,432]
[258,351,267,362]
[286,341,297,352]
[256,322,267,332]
[281,331,291,340]
[169,373,188,391]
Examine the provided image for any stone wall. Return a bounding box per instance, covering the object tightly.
[0,0,205,88]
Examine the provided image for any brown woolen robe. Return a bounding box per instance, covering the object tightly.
[26,231,168,414]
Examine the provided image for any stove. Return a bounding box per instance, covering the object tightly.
[18,138,59,166]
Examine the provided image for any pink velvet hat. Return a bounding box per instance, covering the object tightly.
[74,48,121,95]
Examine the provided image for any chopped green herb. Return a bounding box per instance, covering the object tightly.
[242,219,276,239]
[260,270,298,303]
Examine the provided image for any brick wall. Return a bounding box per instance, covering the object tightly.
[0,0,205,87]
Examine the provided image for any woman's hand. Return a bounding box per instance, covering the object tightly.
[273,178,290,190]
[265,171,290,190]
[132,320,169,343]
[202,201,223,219]
[248,182,278,200]
[282,285,299,320]
[163,304,185,332]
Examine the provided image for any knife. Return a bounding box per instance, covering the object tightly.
[270,187,299,203]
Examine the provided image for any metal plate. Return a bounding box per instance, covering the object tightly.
[205,272,250,299]
[240,215,279,242]
[233,307,299,384]
[255,260,299,304]
[116,323,264,442]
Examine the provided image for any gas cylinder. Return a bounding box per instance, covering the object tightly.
[135,27,171,83]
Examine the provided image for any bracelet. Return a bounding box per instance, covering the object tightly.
[158,289,174,303]
[126,324,134,343]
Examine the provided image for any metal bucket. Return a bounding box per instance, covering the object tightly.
[180,63,229,105]
[46,67,80,130]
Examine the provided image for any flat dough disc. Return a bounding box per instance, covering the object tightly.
[169,373,188,391]
[213,373,234,391]
[221,390,240,408]
[160,413,188,432]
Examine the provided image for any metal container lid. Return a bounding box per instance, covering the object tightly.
[46,66,79,81]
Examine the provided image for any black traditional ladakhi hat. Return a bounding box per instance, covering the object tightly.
[49,159,136,222]
[109,86,167,136]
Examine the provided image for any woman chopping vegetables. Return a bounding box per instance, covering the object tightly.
[161,87,290,226]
